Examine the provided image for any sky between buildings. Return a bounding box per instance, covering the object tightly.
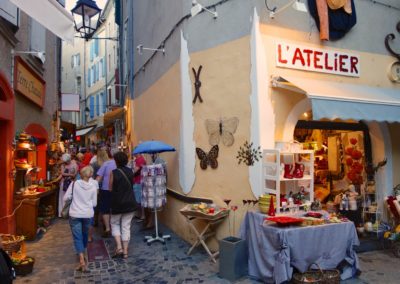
[65,0,107,11]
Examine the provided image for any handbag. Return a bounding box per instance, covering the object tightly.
[61,181,75,219]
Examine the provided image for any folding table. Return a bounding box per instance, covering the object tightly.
[180,206,229,263]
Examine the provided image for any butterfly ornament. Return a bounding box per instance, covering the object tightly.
[196,145,219,170]
[205,117,239,147]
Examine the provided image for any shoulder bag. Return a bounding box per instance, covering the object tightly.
[61,181,75,219]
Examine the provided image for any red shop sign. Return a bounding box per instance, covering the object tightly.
[276,42,360,77]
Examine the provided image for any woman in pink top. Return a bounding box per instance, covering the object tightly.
[132,153,146,222]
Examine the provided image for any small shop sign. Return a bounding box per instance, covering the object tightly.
[14,56,45,107]
[276,42,360,77]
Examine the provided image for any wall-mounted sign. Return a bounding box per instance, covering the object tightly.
[276,42,360,77]
[61,93,80,111]
[14,56,45,107]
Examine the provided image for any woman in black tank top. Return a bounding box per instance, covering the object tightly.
[108,151,138,259]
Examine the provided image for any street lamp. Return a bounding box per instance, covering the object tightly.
[71,0,101,40]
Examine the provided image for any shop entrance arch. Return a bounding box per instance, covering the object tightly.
[283,98,392,221]
[0,71,15,233]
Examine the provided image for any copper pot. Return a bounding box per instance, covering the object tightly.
[17,142,34,151]
[50,142,58,152]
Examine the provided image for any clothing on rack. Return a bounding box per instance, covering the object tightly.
[141,164,167,209]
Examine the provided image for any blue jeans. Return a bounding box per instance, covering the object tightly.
[133,184,142,204]
[69,217,91,254]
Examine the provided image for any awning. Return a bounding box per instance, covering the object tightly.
[10,0,74,43]
[76,126,95,136]
[104,107,125,127]
[272,75,400,122]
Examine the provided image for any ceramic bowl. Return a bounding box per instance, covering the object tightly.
[259,204,270,214]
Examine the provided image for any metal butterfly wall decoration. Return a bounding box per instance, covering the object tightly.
[205,117,239,147]
[196,145,219,170]
[192,65,203,104]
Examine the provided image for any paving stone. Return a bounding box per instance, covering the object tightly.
[12,218,400,284]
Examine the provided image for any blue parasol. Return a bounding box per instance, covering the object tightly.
[132,140,176,154]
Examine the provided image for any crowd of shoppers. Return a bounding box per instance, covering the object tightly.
[61,142,162,270]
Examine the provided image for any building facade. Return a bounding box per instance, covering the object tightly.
[0,0,62,233]
[61,0,121,147]
[61,37,84,127]
[119,0,400,245]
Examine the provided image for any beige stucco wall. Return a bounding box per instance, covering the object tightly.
[132,36,254,247]
[261,25,400,142]
[131,23,400,246]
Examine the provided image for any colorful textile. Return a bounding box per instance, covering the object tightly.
[308,0,357,40]
[141,164,167,209]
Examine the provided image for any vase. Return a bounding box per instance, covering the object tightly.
[219,236,248,281]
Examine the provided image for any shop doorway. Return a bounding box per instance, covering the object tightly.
[0,71,15,233]
[293,120,377,228]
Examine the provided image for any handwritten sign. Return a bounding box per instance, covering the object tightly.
[276,42,360,77]
[14,56,45,107]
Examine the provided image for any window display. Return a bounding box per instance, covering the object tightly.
[293,120,380,231]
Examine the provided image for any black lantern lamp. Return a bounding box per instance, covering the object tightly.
[71,0,102,40]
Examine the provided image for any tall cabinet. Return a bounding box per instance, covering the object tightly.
[262,149,314,213]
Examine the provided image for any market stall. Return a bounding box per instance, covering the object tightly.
[13,132,62,241]
[239,211,359,283]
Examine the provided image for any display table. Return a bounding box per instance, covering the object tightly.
[180,207,229,263]
[239,211,360,284]
[14,186,57,240]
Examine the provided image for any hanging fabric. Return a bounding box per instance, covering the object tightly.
[308,0,357,40]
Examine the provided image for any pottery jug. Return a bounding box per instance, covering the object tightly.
[293,163,305,178]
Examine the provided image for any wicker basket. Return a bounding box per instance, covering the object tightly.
[292,263,340,284]
[0,234,24,255]
[14,257,35,276]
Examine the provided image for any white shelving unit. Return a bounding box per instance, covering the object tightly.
[262,149,314,213]
[362,182,383,236]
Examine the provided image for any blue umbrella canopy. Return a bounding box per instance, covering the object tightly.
[133,140,176,154]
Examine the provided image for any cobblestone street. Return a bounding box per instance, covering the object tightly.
[14,218,253,284]
[13,218,400,284]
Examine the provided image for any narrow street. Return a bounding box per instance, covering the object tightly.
[1,1,400,283]
[14,218,250,284]
[12,218,400,284]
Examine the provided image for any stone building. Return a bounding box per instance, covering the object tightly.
[61,0,121,147]
[0,0,71,234]
[119,0,400,249]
